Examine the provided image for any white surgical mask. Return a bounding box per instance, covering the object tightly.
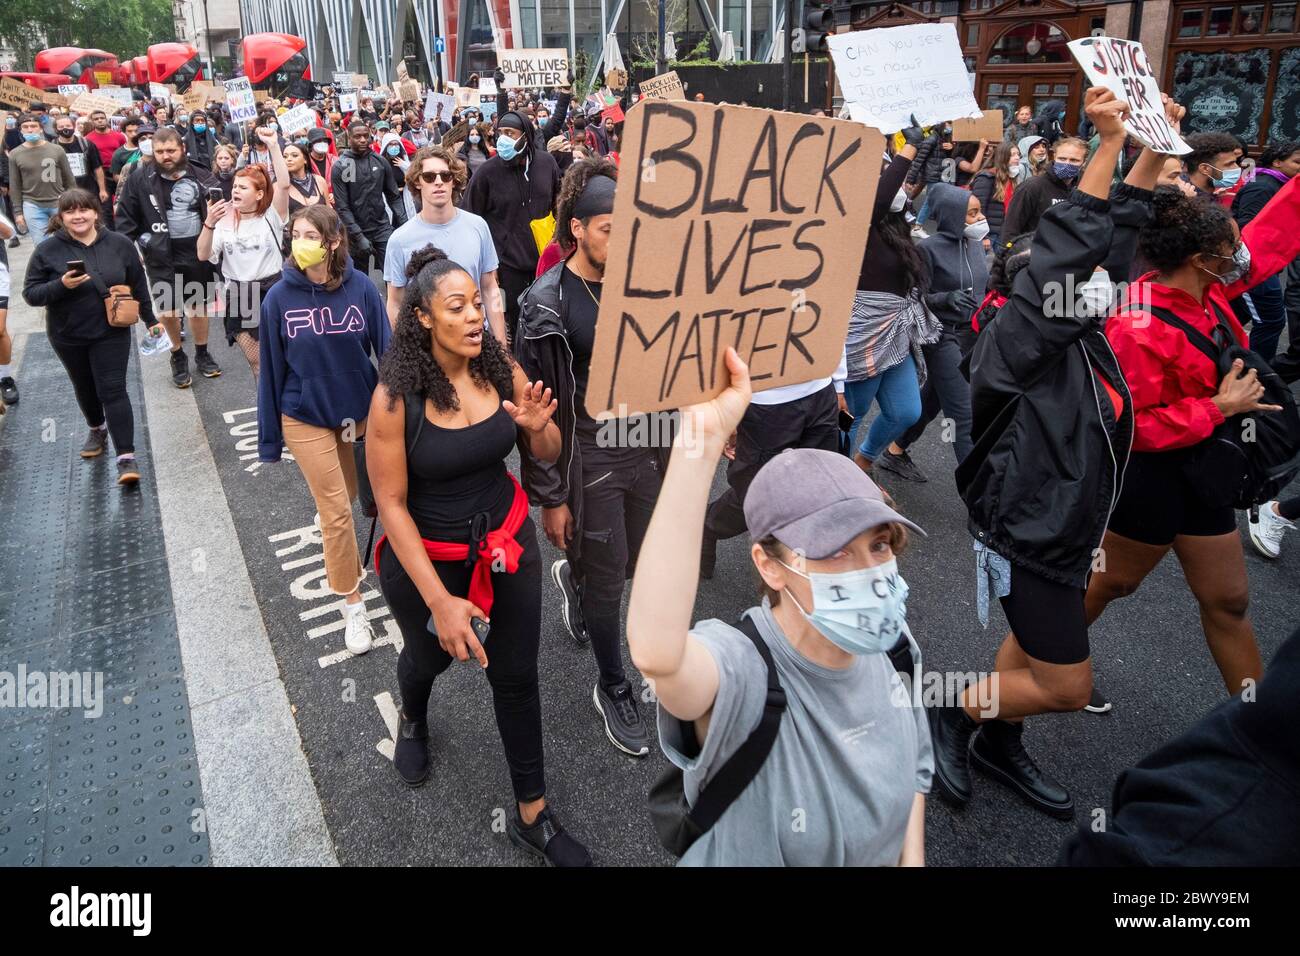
[890,188,907,213]
[139,139,154,156]
[778,558,910,656]
[311,142,328,155]
[964,219,990,241]
[1008,163,1022,177]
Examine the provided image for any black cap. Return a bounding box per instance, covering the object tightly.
[307,126,330,143]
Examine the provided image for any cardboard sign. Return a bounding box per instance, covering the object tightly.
[179,89,208,113]
[424,91,454,121]
[93,70,113,86]
[59,84,89,98]
[278,103,316,135]
[454,86,476,108]
[952,109,1003,142]
[397,79,421,103]
[586,102,881,417]
[828,24,981,133]
[339,92,358,113]
[639,71,685,101]
[1068,36,1190,155]
[70,92,127,117]
[253,90,271,104]
[44,91,71,109]
[225,77,258,123]
[352,74,371,90]
[396,60,409,82]
[498,48,568,89]
[0,76,42,108]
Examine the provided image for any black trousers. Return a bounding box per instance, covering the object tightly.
[379,518,546,803]
[354,231,390,280]
[498,267,535,345]
[897,325,975,463]
[705,383,839,542]
[1274,254,1300,384]
[571,450,661,687]
[49,330,135,454]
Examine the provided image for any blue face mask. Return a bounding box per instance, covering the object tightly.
[1212,165,1242,188]
[193,122,206,133]
[496,133,519,161]
[1052,161,1081,182]
[386,144,401,156]
[22,132,41,143]
[1058,110,1066,121]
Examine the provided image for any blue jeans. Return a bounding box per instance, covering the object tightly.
[21,201,55,246]
[843,354,923,461]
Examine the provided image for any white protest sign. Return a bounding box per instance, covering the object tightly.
[498,48,568,89]
[149,82,169,100]
[1067,36,1190,155]
[333,71,353,89]
[478,76,497,97]
[339,92,358,113]
[59,84,89,98]
[424,91,454,121]
[225,76,258,124]
[278,103,317,135]
[99,86,134,107]
[828,24,981,133]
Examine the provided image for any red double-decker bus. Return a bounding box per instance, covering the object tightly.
[147,43,204,91]
[34,47,119,88]
[241,33,312,97]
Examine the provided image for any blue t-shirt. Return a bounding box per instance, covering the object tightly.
[383,208,499,290]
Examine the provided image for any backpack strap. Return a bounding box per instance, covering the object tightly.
[1144,304,1222,368]
[686,613,787,833]
[403,391,426,456]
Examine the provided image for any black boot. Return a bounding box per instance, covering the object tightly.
[926,705,977,807]
[394,714,429,787]
[970,719,1074,820]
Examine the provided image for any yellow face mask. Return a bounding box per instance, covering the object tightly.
[291,238,327,269]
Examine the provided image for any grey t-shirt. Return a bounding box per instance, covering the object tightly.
[658,600,933,867]
[383,208,499,289]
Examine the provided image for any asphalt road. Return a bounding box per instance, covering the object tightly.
[183,327,1300,867]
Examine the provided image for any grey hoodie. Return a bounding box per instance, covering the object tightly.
[917,182,988,327]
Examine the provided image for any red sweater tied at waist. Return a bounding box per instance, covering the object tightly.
[373,474,529,617]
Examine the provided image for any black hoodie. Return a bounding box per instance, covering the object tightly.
[461,111,561,276]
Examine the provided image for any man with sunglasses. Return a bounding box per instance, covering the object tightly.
[383,145,504,339]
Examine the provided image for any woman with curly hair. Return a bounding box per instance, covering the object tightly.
[366,245,591,866]
[1087,158,1300,697]
[257,204,391,657]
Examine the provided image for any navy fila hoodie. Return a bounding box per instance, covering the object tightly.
[257,255,391,461]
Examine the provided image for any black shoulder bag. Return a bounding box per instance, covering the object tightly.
[1147,304,1300,509]
[353,392,426,568]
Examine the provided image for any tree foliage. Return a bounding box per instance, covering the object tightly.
[0,0,176,69]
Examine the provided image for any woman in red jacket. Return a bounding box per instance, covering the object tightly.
[1088,173,1300,696]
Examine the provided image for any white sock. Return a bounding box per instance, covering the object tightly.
[346,600,366,616]
[0,364,11,377]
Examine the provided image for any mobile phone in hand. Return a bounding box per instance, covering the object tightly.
[67,259,85,277]
[205,187,224,203]
[426,614,490,647]
[838,408,855,433]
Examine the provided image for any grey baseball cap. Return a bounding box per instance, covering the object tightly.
[743,448,925,559]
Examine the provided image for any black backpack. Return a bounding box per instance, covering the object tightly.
[1147,304,1300,510]
[648,614,915,858]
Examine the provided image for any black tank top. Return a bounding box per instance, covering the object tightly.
[404,390,516,543]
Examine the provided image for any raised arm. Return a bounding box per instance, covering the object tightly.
[627,349,751,730]
[504,362,560,462]
[256,126,291,220]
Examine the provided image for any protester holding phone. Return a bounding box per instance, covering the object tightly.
[198,126,290,378]
[23,189,157,483]
[365,245,591,867]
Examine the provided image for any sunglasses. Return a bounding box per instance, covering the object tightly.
[418,170,455,184]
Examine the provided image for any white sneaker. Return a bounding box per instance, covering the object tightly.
[910,224,929,239]
[344,605,375,655]
[1248,501,1294,559]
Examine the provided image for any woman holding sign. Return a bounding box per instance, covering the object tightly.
[930,88,1162,820]
[366,245,593,867]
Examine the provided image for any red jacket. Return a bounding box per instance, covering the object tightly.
[1106,173,1300,452]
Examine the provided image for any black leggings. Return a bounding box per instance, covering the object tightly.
[1000,563,1090,666]
[379,517,545,803]
[1278,496,1300,522]
[49,330,134,454]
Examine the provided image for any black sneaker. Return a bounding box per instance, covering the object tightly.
[7,236,19,248]
[875,448,928,483]
[926,705,977,807]
[593,680,650,757]
[970,719,1074,820]
[80,426,108,459]
[194,348,222,378]
[507,806,593,867]
[0,377,17,405]
[550,559,589,645]
[394,714,429,787]
[170,350,192,389]
[116,457,141,485]
[1084,687,1112,714]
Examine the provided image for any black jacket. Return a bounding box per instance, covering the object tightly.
[330,147,407,249]
[956,188,1144,588]
[23,228,157,340]
[114,160,217,272]
[919,182,988,326]
[1001,169,1071,240]
[906,133,949,187]
[1060,625,1300,866]
[182,126,221,170]
[513,261,669,560]
[1033,99,1066,146]
[493,88,573,152]
[462,114,561,276]
[1231,172,1286,228]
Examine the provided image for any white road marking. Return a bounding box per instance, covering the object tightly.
[375,690,399,761]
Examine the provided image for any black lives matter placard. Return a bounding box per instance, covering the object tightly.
[499,49,569,89]
[586,102,880,417]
